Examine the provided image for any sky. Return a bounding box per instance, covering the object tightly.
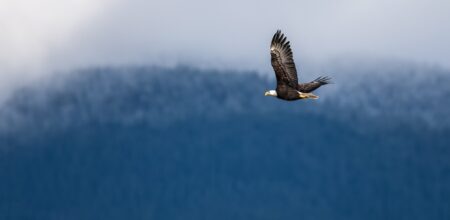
[1,0,450,100]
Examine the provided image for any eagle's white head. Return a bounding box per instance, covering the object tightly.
[264,90,277,97]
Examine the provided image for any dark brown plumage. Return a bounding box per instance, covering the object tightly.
[297,76,332,93]
[266,30,331,101]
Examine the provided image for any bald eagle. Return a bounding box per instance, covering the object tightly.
[265,30,331,101]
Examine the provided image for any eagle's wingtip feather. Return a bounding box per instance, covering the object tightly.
[314,76,333,84]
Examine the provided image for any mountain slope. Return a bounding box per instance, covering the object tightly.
[0,65,449,220]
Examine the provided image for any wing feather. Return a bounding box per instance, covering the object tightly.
[270,30,298,88]
[297,76,332,93]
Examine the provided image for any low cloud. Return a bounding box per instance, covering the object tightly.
[1,0,450,101]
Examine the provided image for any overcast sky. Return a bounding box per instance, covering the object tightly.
[1,0,450,98]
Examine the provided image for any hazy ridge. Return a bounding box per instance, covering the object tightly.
[0,64,449,219]
[1,63,449,135]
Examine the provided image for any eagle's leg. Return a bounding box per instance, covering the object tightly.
[298,91,319,99]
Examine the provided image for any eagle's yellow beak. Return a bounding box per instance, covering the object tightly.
[264,91,269,96]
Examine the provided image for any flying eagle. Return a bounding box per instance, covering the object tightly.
[265,30,331,101]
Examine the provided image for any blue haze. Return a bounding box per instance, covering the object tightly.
[0,64,449,219]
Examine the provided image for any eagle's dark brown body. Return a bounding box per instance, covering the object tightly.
[268,30,331,101]
[275,84,302,101]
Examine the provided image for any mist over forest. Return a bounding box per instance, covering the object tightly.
[1,60,449,219]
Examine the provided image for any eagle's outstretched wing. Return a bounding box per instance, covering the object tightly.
[270,30,298,89]
[297,76,332,93]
